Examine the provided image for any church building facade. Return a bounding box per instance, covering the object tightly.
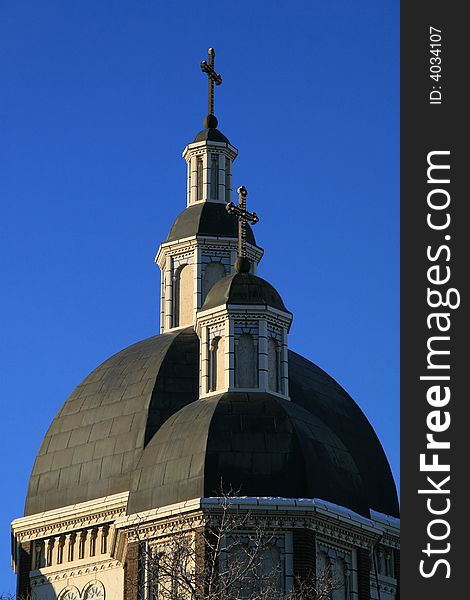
[11,49,399,600]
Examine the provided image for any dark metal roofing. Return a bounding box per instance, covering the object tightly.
[166,202,256,245]
[193,128,230,143]
[288,350,399,518]
[128,392,368,516]
[25,331,399,518]
[24,328,198,516]
[202,272,288,312]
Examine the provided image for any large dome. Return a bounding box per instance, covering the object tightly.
[25,329,398,518]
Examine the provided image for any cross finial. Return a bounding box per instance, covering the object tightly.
[200,48,222,123]
[225,186,259,273]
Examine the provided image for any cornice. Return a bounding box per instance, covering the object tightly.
[12,492,129,541]
[155,236,263,268]
[111,497,399,552]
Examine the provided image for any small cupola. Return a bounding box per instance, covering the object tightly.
[183,48,238,207]
[196,186,292,399]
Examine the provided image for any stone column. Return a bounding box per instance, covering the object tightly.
[281,328,289,396]
[57,535,66,564]
[202,152,209,201]
[160,265,165,333]
[227,318,235,389]
[45,537,55,567]
[164,258,173,331]
[190,155,198,205]
[200,325,209,395]
[67,532,76,562]
[79,530,88,560]
[186,156,192,206]
[195,246,203,313]
[89,527,98,557]
[101,525,110,554]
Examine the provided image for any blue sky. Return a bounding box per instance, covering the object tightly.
[0,1,399,591]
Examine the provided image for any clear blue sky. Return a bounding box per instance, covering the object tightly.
[0,1,399,590]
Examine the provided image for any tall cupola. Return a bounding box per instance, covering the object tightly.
[195,186,293,400]
[183,48,237,207]
[155,48,263,333]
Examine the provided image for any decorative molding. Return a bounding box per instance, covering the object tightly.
[12,493,128,542]
[31,560,120,586]
[156,235,263,269]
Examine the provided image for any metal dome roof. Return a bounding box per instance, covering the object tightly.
[201,272,288,312]
[128,392,369,516]
[166,202,257,245]
[24,328,199,516]
[25,331,398,518]
[193,127,230,144]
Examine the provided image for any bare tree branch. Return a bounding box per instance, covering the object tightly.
[124,489,344,600]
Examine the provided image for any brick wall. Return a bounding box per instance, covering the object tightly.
[124,541,140,600]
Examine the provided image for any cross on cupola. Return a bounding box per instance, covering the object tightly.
[200,48,222,127]
[226,186,259,272]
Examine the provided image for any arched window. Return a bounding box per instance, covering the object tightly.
[225,158,232,202]
[332,558,347,600]
[203,262,226,301]
[227,542,281,597]
[236,334,257,388]
[173,264,194,327]
[197,157,203,201]
[267,338,281,392]
[316,551,331,595]
[209,336,225,392]
[210,154,219,200]
[83,582,105,599]
[258,545,282,591]
[59,588,80,600]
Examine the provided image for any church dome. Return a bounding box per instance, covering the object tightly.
[128,392,369,516]
[25,330,398,519]
[24,328,199,516]
[201,272,288,312]
[166,201,257,245]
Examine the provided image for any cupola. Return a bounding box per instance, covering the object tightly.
[155,48,263,334]
[195,186,293,400]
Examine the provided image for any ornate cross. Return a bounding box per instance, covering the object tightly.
[226,186,259,271]
[200,48,222,117]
